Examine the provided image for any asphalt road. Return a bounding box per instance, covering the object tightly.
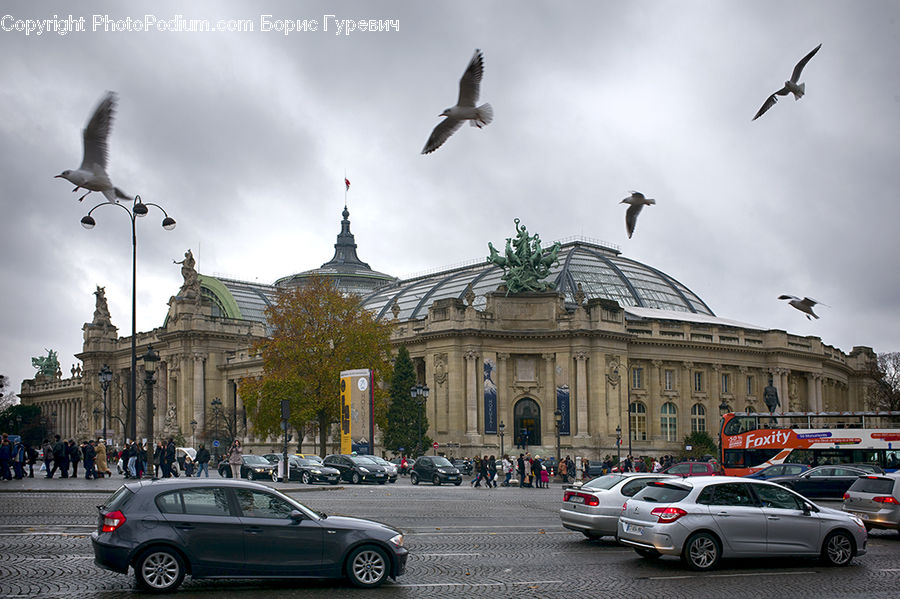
[1,476,899,598]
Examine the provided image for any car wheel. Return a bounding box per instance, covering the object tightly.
[301,472,311,484]
[346,544,389,588]
[433,475,441,486]
[271,470,278,482]
[410,472,419,485]
[635,547,662,560]
[682,532,721,571]
[454,480,462,486]
[134,546,185,593]
[822,531,854,566]
[351,472,361,485]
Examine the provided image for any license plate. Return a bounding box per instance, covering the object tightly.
[624,523,644,535]
[568,496,585,504]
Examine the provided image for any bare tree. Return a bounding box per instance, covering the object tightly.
[867,352,900,412]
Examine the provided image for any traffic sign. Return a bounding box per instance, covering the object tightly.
[432,441,439,449]
[213,440,219,448]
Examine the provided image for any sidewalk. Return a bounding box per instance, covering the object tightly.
[0,470,337,494]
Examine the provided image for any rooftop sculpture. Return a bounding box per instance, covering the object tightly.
[487,219,561,294]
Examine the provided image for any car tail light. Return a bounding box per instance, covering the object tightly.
[622,501,628,514]
[873,496,900,504]
[581,494,599,507]
[101,510,126,532]
[843,492,850,500]
[650,507,688,523]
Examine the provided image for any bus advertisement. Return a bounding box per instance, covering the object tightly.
[719,411,900,476]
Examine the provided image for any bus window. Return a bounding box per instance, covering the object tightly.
[786,449,814,466]
[886,451,900,470]
[723,416,758,436]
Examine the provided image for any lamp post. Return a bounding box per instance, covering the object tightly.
[410,384,429,457]
[718,399,730,463]
[142,345,160,443]
[98,364,112,443]
[498,420,506,458]
[615,424,622,466]
[190,419,197,448]
[81,195,175,444]
[554,408,562,468]
[211,397,223,462]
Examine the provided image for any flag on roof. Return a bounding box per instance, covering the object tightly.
[345,178,351,191]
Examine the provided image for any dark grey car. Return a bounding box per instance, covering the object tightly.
[91,478,407,592]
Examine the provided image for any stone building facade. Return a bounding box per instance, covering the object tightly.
[20,208,879,460]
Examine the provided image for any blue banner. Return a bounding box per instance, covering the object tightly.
[484,358,497,434]
[556,385,571,435]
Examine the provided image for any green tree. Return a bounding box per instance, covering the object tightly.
[383,347,431,456]
[682,431,718,460]
[239,277,393,456]
[0,403,42,445]
[868,352,900,414]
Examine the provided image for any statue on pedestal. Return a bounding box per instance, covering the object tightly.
[763,377,780,413]
[174,249,201,301]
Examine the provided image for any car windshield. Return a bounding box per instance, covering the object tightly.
[632,482,691,503]
[243,455,270,465]
[296,458,319,466]
[433,457,453,467]
[848,476,895,494]
[583,474,626,490]
[351,456,378,465]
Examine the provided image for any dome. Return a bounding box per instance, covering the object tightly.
[360,238,714,321]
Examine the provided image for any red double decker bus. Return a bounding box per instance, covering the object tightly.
[719,411,900,476]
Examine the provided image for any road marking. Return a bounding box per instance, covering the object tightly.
[397,579,565,588]
[408,531,572,536]
[646,571,818,580]
[414,553,482,557]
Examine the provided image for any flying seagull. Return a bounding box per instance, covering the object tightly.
[752,44,822,121]
[621,191,656,239]
[55,91,130,202]
[778,294,825,320]
[422,49,493,154]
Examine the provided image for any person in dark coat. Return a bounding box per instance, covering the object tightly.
[68,440,81,477]
[517,454,526,488]
[49,435,68,478]
[83,440,97,479]
[196,444,211,477]
[164,437,176,478]
[532,455,543,489]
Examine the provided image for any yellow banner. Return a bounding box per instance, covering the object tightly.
[340,376,352,454]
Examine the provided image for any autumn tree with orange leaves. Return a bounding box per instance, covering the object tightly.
[238,277,393,456]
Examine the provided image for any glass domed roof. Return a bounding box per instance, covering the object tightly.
[360,238,713,321]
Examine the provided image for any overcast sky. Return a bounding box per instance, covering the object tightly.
[2,0,899,394]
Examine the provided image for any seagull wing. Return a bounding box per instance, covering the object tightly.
[777,294,799,301]
[628,191,646,202]
[790,44,822,83]
[625,203,645,238]
[422,117,464,154]
[753,91,784,120]
[79,92,117,172]
[457,49,484,108]
[801,297,820,307]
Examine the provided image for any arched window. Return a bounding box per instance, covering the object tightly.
[629,401,647,441]
[690,403,706,433]
[514,398,541,446]
[661,402,678,441]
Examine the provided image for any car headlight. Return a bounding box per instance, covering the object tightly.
[310,469,321,474]
[849,515,865,529]
[359,467,370,473]
[253,467,265,472]
[388,533,404,547]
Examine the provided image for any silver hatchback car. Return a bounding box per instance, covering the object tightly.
[560,473,673,539]
[842,473,900,532]
[618,476,867,571]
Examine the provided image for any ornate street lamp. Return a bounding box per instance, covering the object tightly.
[98,364,112,443]
[190,419,197,448]
[81,195,175,443]
[498,420,506,458]
[211,397,223,462]
[410,384,429,457]
[142,345,160,442]
[615,424,622,466]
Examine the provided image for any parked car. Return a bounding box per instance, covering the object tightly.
[323,454,389,484]
[217,454,278,481]
[662,461,726,477]
[744,463,809,479]
[451,458,473,476]
[367,456,398,483]
[560,473,673,539]
[91,478,407,592]
[842,473,900,532]
[263,454,340,484]
[769,465,870,499]
[618,476,867,571]
[839,463,884,474]
[410,455,462,486]
[390,457,415,475]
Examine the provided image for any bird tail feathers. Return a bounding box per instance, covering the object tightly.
[115,187,131,201]
[471,103,493,128]
[793,82,805,100]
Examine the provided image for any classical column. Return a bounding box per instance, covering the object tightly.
[780,369,790,412]
[465,350,479,436]
[543,353,556,443]
[193,353,206,439]
[497,353,510,429]
[574,352,589,437]
[816,375,824,412]
[650,360,663,440]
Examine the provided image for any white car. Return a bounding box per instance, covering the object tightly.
[560,473,673,539]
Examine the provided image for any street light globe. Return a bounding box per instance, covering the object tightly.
[162,216,176,230]
[133,195,148,216]
[80,215,96,229]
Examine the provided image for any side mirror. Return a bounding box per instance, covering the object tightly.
[802,502,813,515]
[289,510,305,522]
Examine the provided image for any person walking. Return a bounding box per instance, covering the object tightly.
[67,440,81,478]
[501,455,513,487]
[471,455,483,487]
[196,444,210,477]
[95,440,109,478]
[49,435,68,478]
[517,453,526,488]
[83,440,97,479]
[532,455,543,489]
[485,455,496,489]
[153,441,164,477]
[0,436,15,481]
[125,442,137,478]
[227,439,243,479]
[24,442,38,478]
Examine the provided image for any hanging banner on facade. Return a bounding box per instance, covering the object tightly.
[557,384,571,435]
[340,368,373,455]
[483,357,497,434]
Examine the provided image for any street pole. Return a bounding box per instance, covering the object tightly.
[616,424,622,466]
[99,365,112,444]
[143,345,159,443]
[499,421,505,458]
[81,196,175,443]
